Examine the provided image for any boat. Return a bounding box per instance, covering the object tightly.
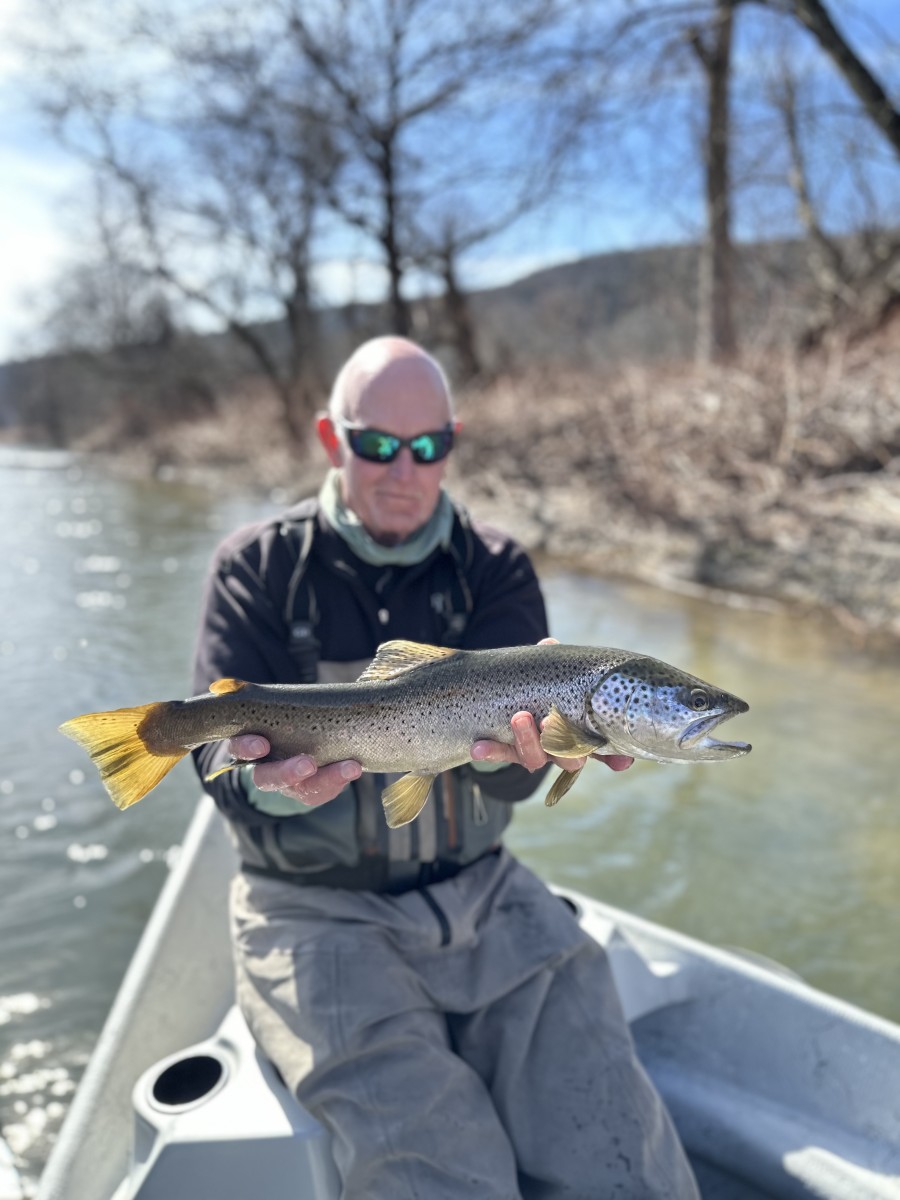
[37,796,900,1200]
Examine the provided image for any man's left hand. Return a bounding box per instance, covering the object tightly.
[471,710,634,774]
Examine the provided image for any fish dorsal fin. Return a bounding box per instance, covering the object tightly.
[209,678,247,695]
[540,706,608,759]
[358,640,458,682]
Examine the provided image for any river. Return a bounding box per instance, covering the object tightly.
[1,446,899,1195]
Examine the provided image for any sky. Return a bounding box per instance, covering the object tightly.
[1,0,898,364]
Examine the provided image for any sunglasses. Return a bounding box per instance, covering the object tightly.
[339,421,455,465]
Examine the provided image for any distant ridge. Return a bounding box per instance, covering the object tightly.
[0,236,821,437]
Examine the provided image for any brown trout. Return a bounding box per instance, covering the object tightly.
[60,640,751,828]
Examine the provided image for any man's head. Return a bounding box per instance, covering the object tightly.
[317,337,456,545]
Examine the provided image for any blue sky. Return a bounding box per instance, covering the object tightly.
[1,0,898,363]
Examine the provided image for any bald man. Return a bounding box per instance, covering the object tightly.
[192,337,698,1200]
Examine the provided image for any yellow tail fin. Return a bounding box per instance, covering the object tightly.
[59,703,186,810]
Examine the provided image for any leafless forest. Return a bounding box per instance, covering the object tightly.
[3,0,900,639]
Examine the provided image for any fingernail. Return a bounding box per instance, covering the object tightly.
[341,762,361,781]
[246,737,267,757]
[293,759,316,781]
[471,745,486,760]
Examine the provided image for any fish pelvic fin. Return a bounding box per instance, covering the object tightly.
[545,764,584,807]
[59,702,185,810]
[382,772,436,828]
[359,641,458,682]
[540,706,607,759]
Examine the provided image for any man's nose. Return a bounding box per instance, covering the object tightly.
[388,447,416,479]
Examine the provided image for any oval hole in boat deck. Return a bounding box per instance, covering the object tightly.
[151,1053,225,1109]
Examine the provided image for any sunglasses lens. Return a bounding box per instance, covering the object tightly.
[349,429,402,462]
[409,430,454,463]
[344,425,454,464]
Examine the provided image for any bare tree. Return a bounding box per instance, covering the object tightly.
[773,0,900,158]
[27,0,340,440]
[765,50,900,340]
[281,0,573,340]
[688,0,739,362]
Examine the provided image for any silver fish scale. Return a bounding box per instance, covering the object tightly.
[168,644,640,774]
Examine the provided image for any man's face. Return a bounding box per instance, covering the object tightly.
[323,354,453,545]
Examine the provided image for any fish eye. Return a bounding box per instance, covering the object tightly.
[690,689,710,711]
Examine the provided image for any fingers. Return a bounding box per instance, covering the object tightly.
[470,739,521,766]
[229,733,271,761]
[593,753,634,772]
[511,711,557,772]
[253,756,361,807]
[471,712,585,774]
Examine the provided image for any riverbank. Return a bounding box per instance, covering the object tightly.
[450,330,900,647]
[16,326,900,646]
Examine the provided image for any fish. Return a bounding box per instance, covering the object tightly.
[59,639,751,829]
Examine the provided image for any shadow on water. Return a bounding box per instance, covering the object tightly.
[1,451,898,1190]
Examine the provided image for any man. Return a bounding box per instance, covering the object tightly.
[193,337,699,1199]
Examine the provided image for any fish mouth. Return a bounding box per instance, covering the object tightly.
[678,711,751,755]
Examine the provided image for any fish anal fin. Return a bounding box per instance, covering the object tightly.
[209,678,247,695]
[59,702,186,810]
[382,772,436,828]
[545,765,584,807]
[359,641,459,682]
[540,707,607,759]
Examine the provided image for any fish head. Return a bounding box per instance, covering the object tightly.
[588,656,751,763]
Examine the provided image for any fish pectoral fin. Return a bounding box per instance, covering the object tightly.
[358,641,459,682]
[545,764,584,807]
[382,773,436,828]
[540,706,607,759]
[204,759,241,782]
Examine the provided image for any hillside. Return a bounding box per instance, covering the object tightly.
[0,236,821,440]
[2,238,899,645]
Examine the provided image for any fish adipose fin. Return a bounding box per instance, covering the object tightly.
[545,765,584,807]
[540,706,608,759]
[382,772,436,828]
[359,641,458,682]
[59,703,186,811]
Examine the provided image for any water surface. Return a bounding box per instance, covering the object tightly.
[1,447,898,1193]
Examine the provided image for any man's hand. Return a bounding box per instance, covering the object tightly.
[469,638,634,775]
[228,735,361,807]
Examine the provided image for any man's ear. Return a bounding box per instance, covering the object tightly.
[316,414,344,467]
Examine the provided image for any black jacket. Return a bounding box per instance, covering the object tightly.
[192,497,550,881]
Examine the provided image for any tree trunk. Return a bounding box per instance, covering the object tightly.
[381,147,411,336]
[786,0,900,160]
[693,0,738,364]
[440,251,482,381]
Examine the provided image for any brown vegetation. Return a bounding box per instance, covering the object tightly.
[45,316,900,645]
[452,320,900,643]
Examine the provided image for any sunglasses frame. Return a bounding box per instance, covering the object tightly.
[338,420,456,465]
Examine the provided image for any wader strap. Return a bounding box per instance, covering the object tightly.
[282,516,320,684]
[432,506,474,647]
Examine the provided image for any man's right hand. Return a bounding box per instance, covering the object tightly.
[228,735,362,807]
